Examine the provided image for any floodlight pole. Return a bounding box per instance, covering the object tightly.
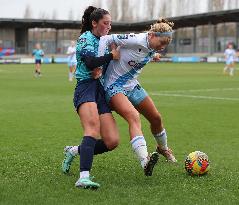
[236,23,239,48]
[193,27,196,53]
[208,21,213,55]
[55,29,58,54]
[208,0,213,55]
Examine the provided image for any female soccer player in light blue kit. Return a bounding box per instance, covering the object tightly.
[223,43,237,76]
[98,19,177,164]
[32,43,44,77]
[66,41,77,81]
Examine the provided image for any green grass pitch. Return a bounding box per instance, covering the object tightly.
[0,63,238,204]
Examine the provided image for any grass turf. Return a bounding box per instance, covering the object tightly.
[0,63,238,205]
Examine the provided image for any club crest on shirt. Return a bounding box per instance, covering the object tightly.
[128,60,136,66]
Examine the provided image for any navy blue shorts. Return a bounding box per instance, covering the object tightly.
[73,79,111,115]
[35,59,41,64]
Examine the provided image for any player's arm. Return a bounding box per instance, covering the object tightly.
[67,47,75,56]
[66,47,71,56]
[41,50,44,57]
[78,38,114,70]
[98,34,138,56]
[233,50,237,63]
[224,50,227,60]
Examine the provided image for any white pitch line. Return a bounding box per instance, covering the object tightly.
[150,92,239,101]
[155,88,239,93]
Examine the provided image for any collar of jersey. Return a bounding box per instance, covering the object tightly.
[89,31,100,40]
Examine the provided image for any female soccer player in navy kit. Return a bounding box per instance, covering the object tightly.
[62,6,121,189]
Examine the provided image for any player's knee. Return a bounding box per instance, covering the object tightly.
[85,119,100,136]
[105,138,119,150]
[127,111,141,125]
[150,112,162,126]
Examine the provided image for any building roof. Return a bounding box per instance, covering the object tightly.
[1,9,239,31]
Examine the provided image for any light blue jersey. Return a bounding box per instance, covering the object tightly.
[67,45,77,67]
[75,31,100,81]
[224,48,236,65]
[32,49,44,60]
[98,33,155,91]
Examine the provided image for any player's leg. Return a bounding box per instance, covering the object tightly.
[110,92,158,176]
[68,63,74,81]
[63,80,100,188]
[63,82,119,163]
[63,117,118,173]
[223,62,229,75]
[110,93,142,138]
[77,83,120,155]
[72,64,76,74]
[36,62,41,76]
[97,83,120,151]
[136,95,177,163]
[34,63,38,77]
[229,63,235,76]
[74,102,100,189]
[99,113,119,151]
[62,102,100,173]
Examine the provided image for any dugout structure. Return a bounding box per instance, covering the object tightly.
[0,9,239,54]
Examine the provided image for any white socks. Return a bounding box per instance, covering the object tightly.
[224,66,228,73]
[69,146,79,156]
[130,136,148,168]
[69,72,74,81]
[80,171,89,179]
[229,67,234,76]
[154,129,168,150]
[224,66,235,76]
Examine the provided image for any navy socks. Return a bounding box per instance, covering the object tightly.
[78,139,110,155]
[80,136,96,172]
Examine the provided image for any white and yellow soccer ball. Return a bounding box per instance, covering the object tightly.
[185,151,210,176]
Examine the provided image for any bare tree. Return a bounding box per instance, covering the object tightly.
[68,8,74,20]
[120,0,133,22]
[91,0,101,8]
[211,0,223,11]
[147,0,155,18]
[159,1,167,17]
[39,11,49,19]
[109,0,119,21]
[52,9,58,20]
[23,4,32,19]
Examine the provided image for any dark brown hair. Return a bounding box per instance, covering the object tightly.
[81,6,110,34]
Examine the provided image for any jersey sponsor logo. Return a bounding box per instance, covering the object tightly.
[117,34,128,40]
[128,56,151,70]
[78,38,87,43]
[128,60,145,70]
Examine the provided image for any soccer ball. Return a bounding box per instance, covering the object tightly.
[185,151,210,176]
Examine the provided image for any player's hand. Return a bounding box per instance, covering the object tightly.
[110,43,120,60]
[153,53,161,61]
[92,67,102,79]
